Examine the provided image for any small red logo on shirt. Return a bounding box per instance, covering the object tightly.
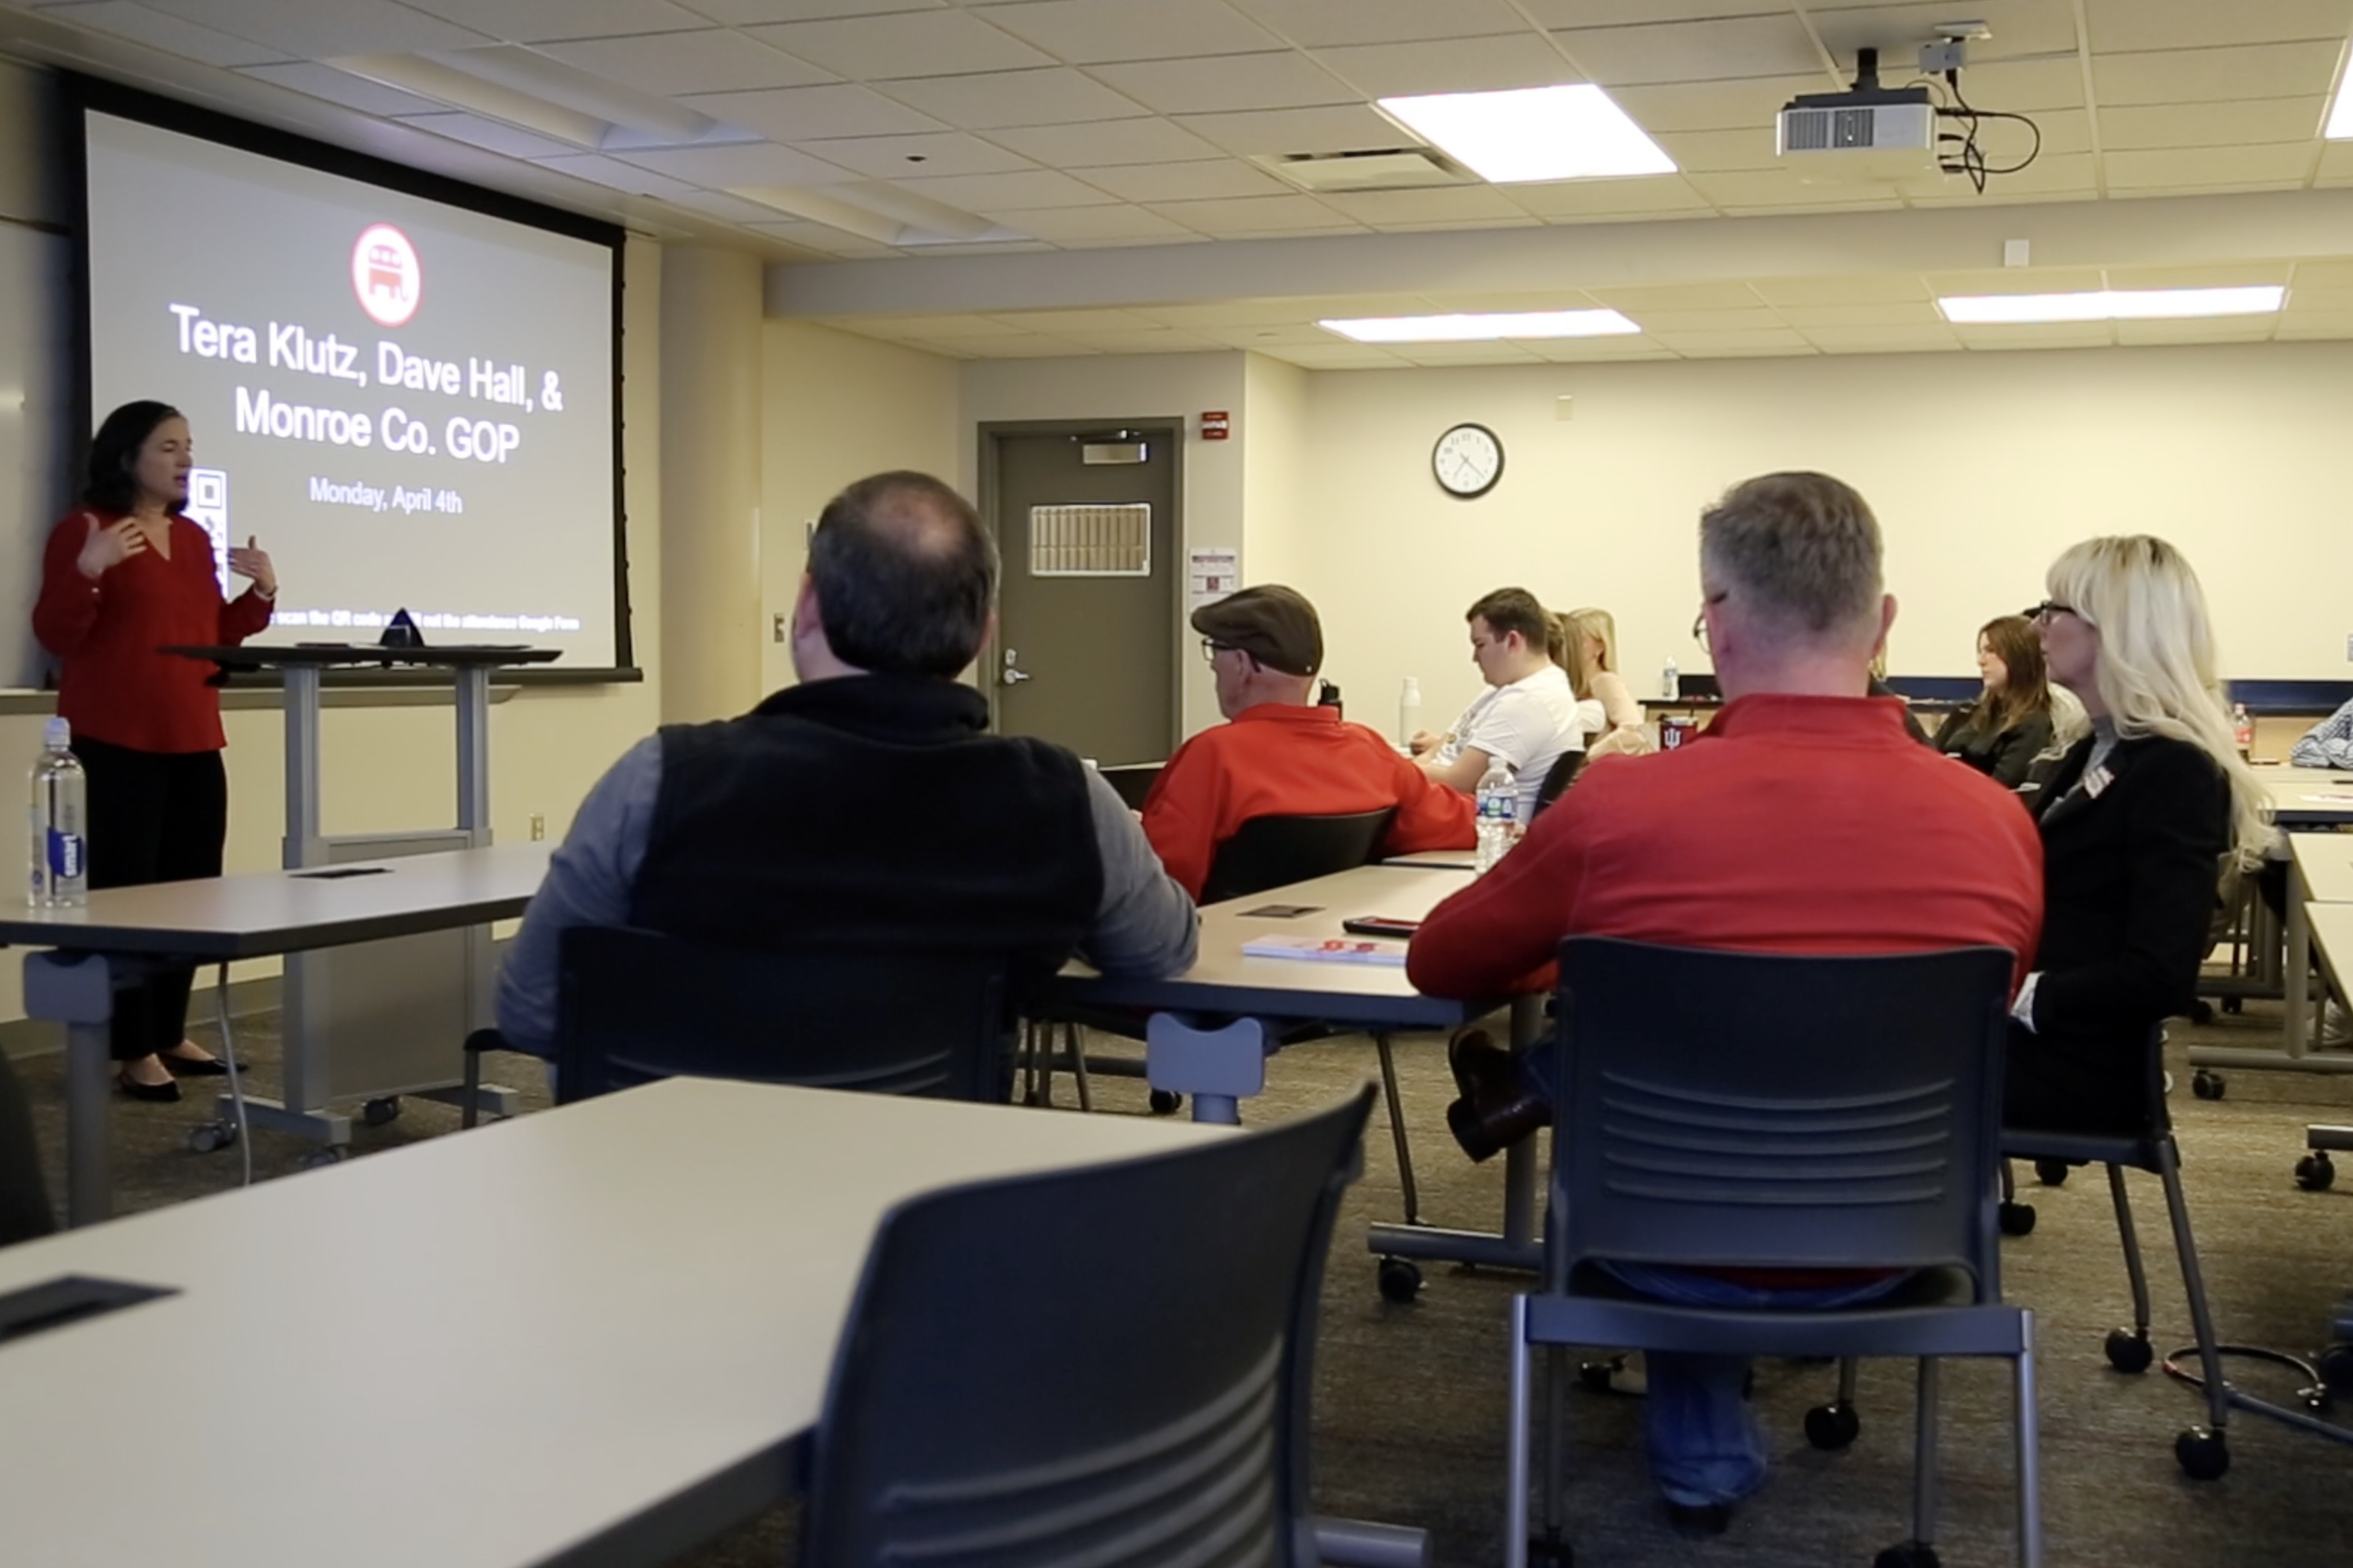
[352,225,420,327]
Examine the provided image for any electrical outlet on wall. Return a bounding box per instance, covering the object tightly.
[529,813,545,841]
[774,612,788,644]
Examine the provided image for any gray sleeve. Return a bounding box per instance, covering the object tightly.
[1078,769,1198,977]
[493,735,664,1059]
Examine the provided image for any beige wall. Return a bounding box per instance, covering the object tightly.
[759,320,960,694]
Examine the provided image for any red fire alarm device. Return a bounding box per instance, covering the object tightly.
[1201,410,1231,440]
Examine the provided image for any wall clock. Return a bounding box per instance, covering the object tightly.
[1432,422,1503,499]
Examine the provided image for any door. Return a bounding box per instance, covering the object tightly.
[984,423,1179,766]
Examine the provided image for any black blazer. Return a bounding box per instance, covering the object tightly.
[2016,732,2227,1084]
[1935,707,2054,790]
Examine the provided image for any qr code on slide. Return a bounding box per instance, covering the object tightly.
[185,468,230,593]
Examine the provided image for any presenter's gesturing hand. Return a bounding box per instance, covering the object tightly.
[228,535,277,598]
[75,514,148,580]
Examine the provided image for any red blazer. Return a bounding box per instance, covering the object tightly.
[33,510,275,753]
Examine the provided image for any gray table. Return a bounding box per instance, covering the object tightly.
[0,842,550,1225]
[0,1078,1224,1568]
[1046,862,1548,1274]
[2189,827,2353,1077]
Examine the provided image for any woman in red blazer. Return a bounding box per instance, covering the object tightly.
[33,401,277,1102]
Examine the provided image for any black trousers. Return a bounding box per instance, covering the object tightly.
[78,738,228,1063]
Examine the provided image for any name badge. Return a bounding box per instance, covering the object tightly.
[2083,764,2114,798]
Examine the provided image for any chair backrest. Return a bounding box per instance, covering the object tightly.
[1548,938,2014,1298]
[1533,749,1586,816]
[1200,809,1396,904]
[0,1051,54,1248]
[800,1086,1375,1568]
[555,925,1009,1105]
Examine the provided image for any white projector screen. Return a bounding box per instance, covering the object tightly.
[79,93,630,675]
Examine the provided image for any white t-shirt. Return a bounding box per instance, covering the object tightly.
[1435,664,1585,822]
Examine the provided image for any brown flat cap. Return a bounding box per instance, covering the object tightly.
[1191,584,1322,676]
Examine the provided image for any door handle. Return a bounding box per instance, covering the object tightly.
[1001,649,1032,687]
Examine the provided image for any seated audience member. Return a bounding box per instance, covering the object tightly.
[1560,605,1651,758]
[1142,586,1473,899]
[2291,694,2353,769]
[495,472,1198,1060]
[1405,472,2042,1528]
[1409,586,1584,822]
[1935,613,2056,789]
[2007,538,2272,1134]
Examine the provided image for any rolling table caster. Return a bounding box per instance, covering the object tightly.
[1873,1541,1939,1568]
[297,1146,348,1171]
[1999,1200,2037,1236]
[362,1096,400,1128]
[1376,1257,1421,1303]
[2174,1424,2230,1479]
[188,1121,237,1154]
[2317,1343,2353,1397]
[2192,1069,2225,1101]
[2296,1151,2335,1190]
[2107,1326,2155,1374]
[1525,1531,1570,1565]
[1147,1088,1182,1117]
[2033,1157,2071,1186]
[1804,1401,1861,1449]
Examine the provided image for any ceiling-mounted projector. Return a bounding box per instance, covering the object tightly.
[1777,47,1938,182]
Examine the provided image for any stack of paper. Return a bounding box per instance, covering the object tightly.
[1241,936,1407,967]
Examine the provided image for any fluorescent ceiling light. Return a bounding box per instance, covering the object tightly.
[331,50,727,150]
[1376,85,1674,183]
[1937,287,2285,324]
[2330,74,2353,139]
[1319,311,1640,343]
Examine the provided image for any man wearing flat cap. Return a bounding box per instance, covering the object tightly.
[1140,584,1473,899]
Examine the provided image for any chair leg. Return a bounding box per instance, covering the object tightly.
[1541,1344,1565,1542]
[2016,1313,2044,1568]
[1506,1296,1534,1568]
[1372,1033,1420,1226]
[2108,1164,2156,1358]
[2154,1138,2232,1433]
[461,1049,482,1131]
[1910,1357,1942,1552]
[1066,1022,1093,1114]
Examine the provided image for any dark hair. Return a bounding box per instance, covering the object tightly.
[1966,613,2050,735]
[1698,471,1882,641]
[808,472,997,677]
[1465,586,1550,649]
[82,400,185,514]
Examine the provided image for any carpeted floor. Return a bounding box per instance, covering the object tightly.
[7,991,2352,1567]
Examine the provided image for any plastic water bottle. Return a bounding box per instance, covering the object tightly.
[2231,703,2253,758]
[1473,755,1519,876]
[1398,676,1421,747]
[1662,657,1680,699]
[28,716,88,908]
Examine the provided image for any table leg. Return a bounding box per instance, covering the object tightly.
[24,950,122,1228]
[2286,867,2311,1059]
[1144,1013,1265,1125]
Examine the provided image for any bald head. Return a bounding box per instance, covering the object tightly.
[806,472,997,677]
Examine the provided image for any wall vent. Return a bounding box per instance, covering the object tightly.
[1250,148,1473,193]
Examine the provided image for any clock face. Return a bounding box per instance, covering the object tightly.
[1433,423,1504,498]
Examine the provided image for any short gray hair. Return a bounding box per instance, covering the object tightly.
[1698,472,1883,641]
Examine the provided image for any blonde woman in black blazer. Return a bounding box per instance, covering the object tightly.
[2007,537,2271,1135]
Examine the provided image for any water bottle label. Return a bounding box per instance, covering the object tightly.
[47,829,83,881]
[1478,792,1517,823]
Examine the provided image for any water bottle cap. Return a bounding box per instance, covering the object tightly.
[44,716,70,749]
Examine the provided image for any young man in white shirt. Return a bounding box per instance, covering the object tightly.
[1410,586,1585,822]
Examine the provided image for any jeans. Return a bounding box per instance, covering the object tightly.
[1601,1261,1910,1507]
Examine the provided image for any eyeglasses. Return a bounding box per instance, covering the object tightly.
[1199,638,1237,664]
[1692,591,1726,653]
[2022,601,2088,626]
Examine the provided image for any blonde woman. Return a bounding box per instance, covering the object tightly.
[1559,606,1652,758]
[2008,536,2270,1134]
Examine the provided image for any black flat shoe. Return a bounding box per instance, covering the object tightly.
[117,1074,182,1103]
[161,1053,234,1076]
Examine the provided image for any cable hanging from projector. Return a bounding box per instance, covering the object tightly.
[1935,63,2041,193]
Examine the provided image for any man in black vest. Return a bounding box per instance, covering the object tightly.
[495,470,1198,1060]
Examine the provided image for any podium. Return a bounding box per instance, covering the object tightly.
[165,644,560,1151]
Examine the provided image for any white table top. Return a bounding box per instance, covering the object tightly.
[1049,863,1486,1028]
[2289,833,2353,904]
[0,843,551,959]
[0,1078,1218,1568]
[2254,766,2353,827]
[2309,903,2353,996]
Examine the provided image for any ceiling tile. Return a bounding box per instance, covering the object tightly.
[1899,151,2099,203]
[240,62,446,116]
[922,334,1098,356]
[1503,175,1715,218]
[1135,299,1341,326]
[2288,262,2353,288]
[1792,325,1963,354]
[1313,185,1532,225]
[1608,74,1838,133]
[535,29,837,94]
[1682,168,1907,207]
[1520,0,1787,21]
[675,0,950,18]
[1809,1,2083,62]
[1413,288,1604,311]
[1257,343,1412,368]
[983,0,1284,64]
[2103,261,2294,288]
[1310,34,1585,99]
[1622,307,1787,332]
[1649,326,1815,351]
[896,168,1118,208]
[799,130,1037,178]
[1953,323,2117,350]
[1588,282,1766,311]
[1926,267,2109,295]
[878,67,1151,128]
[1651,126,1783,173]
[1769,300,1945,327]
[744,218,901,256]
[535,151,710,199]
[744,11,1054,78]
[982,204,1201,241]
[1174,103,1417,155]
[1054,230,1216,248]
[1052,329,1227,352]
[1943,56,2090,113]
[1522,336,1679,360]
[1075,158,1290,201]
[2103,142,2318,189]
[2100,98,2329,151]
[1144,192,1362,232]
[2093,42,2346,106]
[1751,274,1931,306]
[610,140,854,185]
[41,1,291,67]
[1226,0,1531,48]
[684,84,947,140]
[841,314,1040,337]
[1389,342,1546,364]
[2082,0,2353,51]
[1552,16,1829,87]
[2280,282,2353,309]
[140,0,491,56]
[983,116,1227,166]
[399,0,708,43]
[900,238,1057,254]
[661,185,801,222]
[2112,317,2280,345]
[986,306,1166,332]
[395,110,584,159]
[1089,51,1359,116]
[2274,312,2353,338]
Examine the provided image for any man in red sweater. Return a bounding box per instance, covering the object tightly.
[1142,586,1473,899]
[1406,471,2042,1527]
